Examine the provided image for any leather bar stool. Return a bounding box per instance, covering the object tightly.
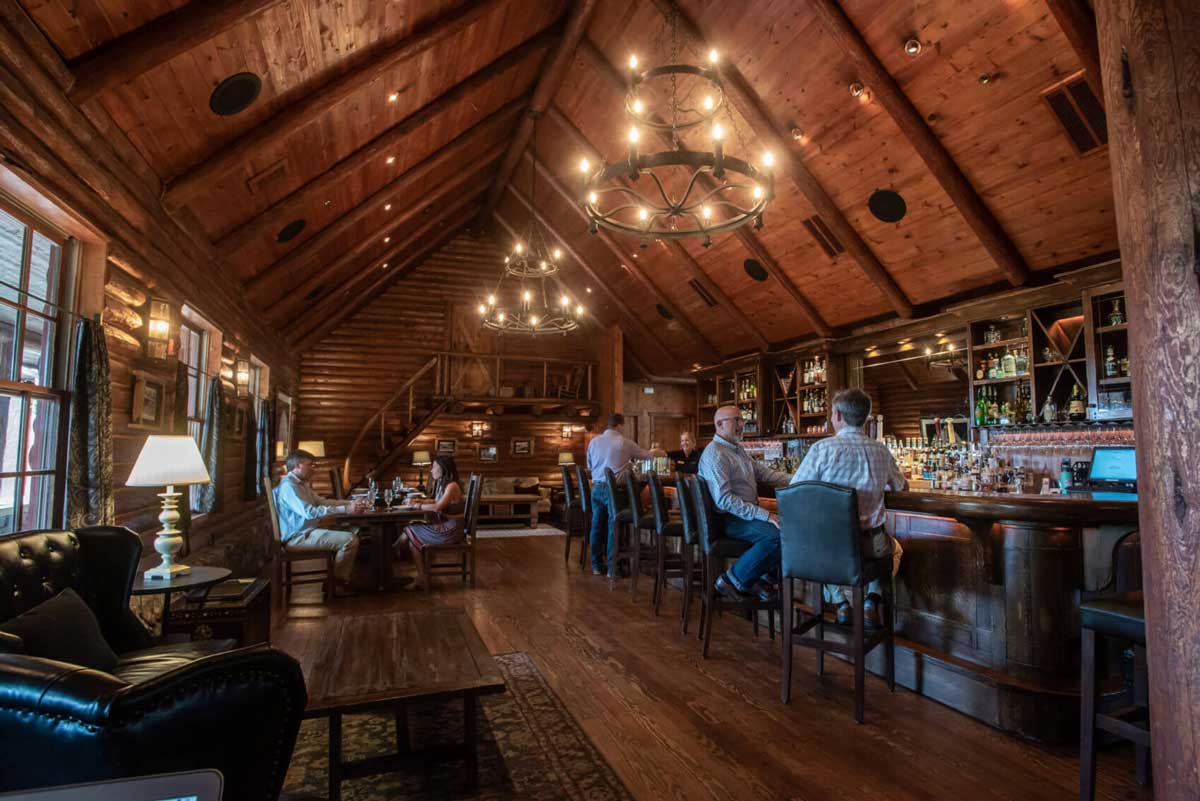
[574,464,593,567]
[603,467,637,590]
[623,468,659,603]
[1080,530,1150,800]
[675,473,707,636]
[776,481,895,724]
[560,464,587,569]
[689,476,776,657]
[646,471,686,616]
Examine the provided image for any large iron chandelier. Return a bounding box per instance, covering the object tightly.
[578,7,775,247]
[480,113,583,335]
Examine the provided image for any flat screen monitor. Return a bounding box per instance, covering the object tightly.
[0,771,222,801]
[1088,446,1137,485]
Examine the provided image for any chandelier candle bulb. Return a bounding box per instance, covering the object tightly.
[712,123,725,178]
[708,48,719,64]
[628,127,639,176]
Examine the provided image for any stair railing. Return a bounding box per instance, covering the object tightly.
[342,355,438,489]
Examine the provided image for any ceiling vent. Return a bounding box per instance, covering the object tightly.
[210,72,262,116]
[803,215,844,259]
[1042,74,1108,155]
[688,279,718,307]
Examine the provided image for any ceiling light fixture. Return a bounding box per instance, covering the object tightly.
[904,38,922,57]
[849,81,865,97]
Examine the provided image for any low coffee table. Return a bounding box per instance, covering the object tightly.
[286,608,505,801]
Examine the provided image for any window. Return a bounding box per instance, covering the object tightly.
[178,306,222,513]
[0,200,66,534]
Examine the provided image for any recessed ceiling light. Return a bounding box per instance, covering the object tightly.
[388,92,399,102]
[384,236,391,243]
[384,203,392,211]
[386,156,396,164]
[904,38,921,57]
[849,81,865,98]
[586,287,592,293]
[978,72,993,85]
[323,199,332,207]
[791,127,803,141]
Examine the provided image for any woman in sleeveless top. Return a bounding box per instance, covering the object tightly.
[401,456,464,587]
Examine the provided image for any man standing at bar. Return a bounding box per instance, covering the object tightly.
[790,388,905,627]
[698,406,792,601]
[586,413,654,577]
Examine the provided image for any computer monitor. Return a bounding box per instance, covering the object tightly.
[0,771,222,801]
[1088,446,1137,487]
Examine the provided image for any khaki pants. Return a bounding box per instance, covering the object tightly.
[287,527,360,583]
[824,530,903,605]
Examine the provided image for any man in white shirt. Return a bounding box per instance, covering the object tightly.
[274,449,365,594]
[585,413,654,577]
[789,388,906,626]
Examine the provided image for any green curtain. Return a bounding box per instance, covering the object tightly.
[194,376,224,514]
[66,319,114,528]
[172,361,193,552]
[254,400,271,496]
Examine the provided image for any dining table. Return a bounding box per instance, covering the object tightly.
[333,505,431,591]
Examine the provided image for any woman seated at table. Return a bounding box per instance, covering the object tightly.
[400,455,465,588]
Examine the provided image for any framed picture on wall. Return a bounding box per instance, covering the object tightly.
[478,444,498,463]
[130,369,168,431]
[436,438,457,456]
[510,437,534,458]
[275,391,293,458]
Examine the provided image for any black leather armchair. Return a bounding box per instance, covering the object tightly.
[0,526,307,801]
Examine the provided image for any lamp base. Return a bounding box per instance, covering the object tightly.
[145,486,190,580]
[144,560,192,580]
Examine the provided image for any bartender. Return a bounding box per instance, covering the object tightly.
[668,431,701,474]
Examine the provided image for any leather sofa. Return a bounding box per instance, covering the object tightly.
[0,526,307,801]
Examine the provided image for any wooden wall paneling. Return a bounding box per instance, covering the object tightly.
[67,0,284,103]
[808,0,1030,287]
[1043,0,1105,106]
[159,0,524,209]
[622,381,698,450]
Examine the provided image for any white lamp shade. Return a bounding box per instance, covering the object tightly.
[412,450,432,466]
[127,435,211,487]
[297,440,326,458]
[558,452,575,465]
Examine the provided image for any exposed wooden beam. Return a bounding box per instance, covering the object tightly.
[807,0,1030,287]
[896,361,920,392]
[67,0,283,104]
[545,104,772,352]
[476,0,598,227]
[217,91,526,262]
[589,19,917,318]
[162,2,546,209]
[1044,0,1105,105]
[528,151,723,363]
[265,164,498,324]
[506,183,680,370]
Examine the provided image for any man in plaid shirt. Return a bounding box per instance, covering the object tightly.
[790,388,906,627]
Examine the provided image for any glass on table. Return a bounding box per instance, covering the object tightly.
[384,488,394,507]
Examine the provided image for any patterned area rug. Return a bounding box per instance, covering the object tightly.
[475,525,565,539]
[283,652,632,801]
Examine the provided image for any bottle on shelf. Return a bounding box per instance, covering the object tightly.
[1068,384,1087,420]
[975,359,985,381]
[988,388,1000,424]
[1015,347,1028,376]
[1002,347,1016,378]
[1120,353,1130,376]
[1104,346,1118,378]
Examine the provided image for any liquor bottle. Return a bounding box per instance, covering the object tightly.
[1002,347,1016,378]
[1119,354,1130,376]
[1015,347,1028,375]
[974,391,986,426]
[976,359,984,381]
[1104,346,1118,378]
[988,388,1000,425]
[1068,384,1086,420]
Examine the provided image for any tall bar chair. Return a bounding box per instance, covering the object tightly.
[675,474,707,635]
[646,471,686,616]
[776,481,895,724]
[622,468,659,603]
[574,464,593,566]
[560,464,587,569]
[690,476,776,657]
[602,467,637,591]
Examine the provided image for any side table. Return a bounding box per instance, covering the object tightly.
[131,566,232,640]
[166,578,271,645]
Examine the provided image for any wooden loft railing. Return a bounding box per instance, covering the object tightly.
[433,350,597,404]
[342,355,440,489]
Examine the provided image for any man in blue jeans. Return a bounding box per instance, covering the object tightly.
[585,413,656,577]
[697,405,792,601]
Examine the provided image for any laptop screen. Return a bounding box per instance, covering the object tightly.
[1088,446,1137,484]
[0,771,220,801]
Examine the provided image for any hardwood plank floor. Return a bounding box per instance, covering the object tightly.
[271,534,1152,801]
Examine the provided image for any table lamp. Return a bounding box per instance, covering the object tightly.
[412,450,432,490]
[558,452,575,465]
[126,435,211,580]
[297,440,326,458]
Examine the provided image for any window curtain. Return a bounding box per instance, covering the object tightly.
[66,319,114,528]
[254,399,271,495]
[194,376,224,514]
[172,361,193,551]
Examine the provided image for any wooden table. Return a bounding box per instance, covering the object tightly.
[333,507,430,591]
[289,608,506,801]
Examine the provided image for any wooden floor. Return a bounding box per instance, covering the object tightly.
[272,534,1152,801]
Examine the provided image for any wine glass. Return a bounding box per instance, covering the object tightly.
[384,489,394,508]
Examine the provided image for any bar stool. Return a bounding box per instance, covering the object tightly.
[623,468,658,603]
[776,481,895,724]
[603,468,637,591]
[646,472,685,616]
[1080,530,1150,800]
[689,476,776,658]
[675,474,707,635]
[574,464,593,566]
[560,464,587,569]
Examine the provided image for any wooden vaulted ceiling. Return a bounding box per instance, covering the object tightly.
[20,0,1117,375]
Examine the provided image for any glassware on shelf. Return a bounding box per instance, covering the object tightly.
[1108,299,1125,327]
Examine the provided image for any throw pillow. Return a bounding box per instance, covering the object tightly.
[0,587,120,672]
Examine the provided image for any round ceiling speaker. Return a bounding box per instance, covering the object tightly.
[743,258,769,282]
[209,72,262,116]
[276,218,306,243]
[868,188,907,223]
[656,303,674,320]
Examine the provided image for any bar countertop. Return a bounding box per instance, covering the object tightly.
[884,487,1139,525]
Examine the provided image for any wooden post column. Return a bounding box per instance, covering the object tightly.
[597,324,623,431]
[1094,1,1199,797]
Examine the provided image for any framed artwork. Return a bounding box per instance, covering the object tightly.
[436,438,457,456]
[478,444,498,463]
[228,403,248,441]
[130,370,167,431]
[510,437,534,458]
[275,391,293,457]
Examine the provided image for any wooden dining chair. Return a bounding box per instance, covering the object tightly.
[420,474,482,590]
[263,475,335,606]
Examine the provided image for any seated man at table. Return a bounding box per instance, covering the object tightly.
[697,406,792,602]
[668,430,701,475]
[789,388,906,627]
[275,449,365,595]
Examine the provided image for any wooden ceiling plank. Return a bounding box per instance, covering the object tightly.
[162,0,539,209]
[506,182,680,369]
[545,103,772,352]
[808,0,1031,287]
[476,0,599,227]
[67,0,284,104]
[1043,0,1105,105]
[633,6,916,317]
[242,101,521,296]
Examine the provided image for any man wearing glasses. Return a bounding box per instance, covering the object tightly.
[697,405,792,601]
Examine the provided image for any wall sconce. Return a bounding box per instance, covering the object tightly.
[236,358,250,397]
[561,424,573,440]
[146,299,170,359]
[470,420,490,438]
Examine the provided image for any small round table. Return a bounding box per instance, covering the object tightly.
[131,566,232,637]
